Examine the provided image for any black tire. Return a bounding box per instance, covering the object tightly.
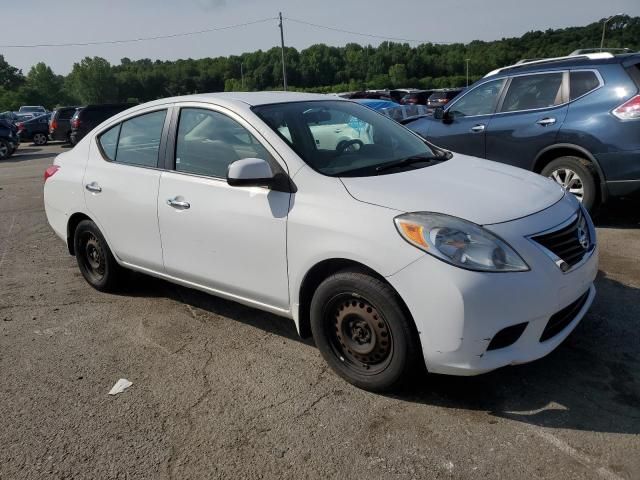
[541,156,597,211]
[310,269,421,392]
[73,219,121,292]
[0,139,10,160]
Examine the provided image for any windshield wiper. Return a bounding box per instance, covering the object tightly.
[375,154,440,173]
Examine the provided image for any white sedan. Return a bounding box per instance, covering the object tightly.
[44,92,598,391]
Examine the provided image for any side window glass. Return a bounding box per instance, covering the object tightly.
[98,124,120,161]
[501,73,564,112]
[175,108,273,178]
[570,71,600,100]
[115,110,166,167]
[448,78,506,117]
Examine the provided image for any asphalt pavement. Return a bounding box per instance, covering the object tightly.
[1,143,639,479]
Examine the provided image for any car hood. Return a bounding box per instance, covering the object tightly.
[340,154,565,225]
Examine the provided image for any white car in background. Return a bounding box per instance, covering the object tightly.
[44,92,598,391]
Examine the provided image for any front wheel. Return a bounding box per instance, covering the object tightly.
[73,220,121,292]
[541,156,597,211]
[0,140,10,160]
[310,270,421,392]
[33,133,48,145]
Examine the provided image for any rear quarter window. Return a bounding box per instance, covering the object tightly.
[570,71,601,100]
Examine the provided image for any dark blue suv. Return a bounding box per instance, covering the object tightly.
[405,52,640,211]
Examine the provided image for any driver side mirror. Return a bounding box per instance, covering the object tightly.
[433,106,454,123]
[227,158,275,188]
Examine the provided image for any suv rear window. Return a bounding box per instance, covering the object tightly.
[570,71,600,100]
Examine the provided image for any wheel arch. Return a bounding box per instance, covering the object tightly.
[296,258,416,340]
[532,143,608,202]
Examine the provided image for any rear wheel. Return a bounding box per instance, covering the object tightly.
[33,133,48,146]
[310,270,421,392]
[73,220,121,292]
[541,156,597,211]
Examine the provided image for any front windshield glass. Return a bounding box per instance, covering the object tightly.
[253,100,439,177]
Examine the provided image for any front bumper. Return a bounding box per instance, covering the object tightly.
[386,197,598,376]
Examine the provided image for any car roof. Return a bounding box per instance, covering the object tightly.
[133,91,338,111]
[484,52,640,78]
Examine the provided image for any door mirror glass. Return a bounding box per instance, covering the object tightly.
[227,158,275,187]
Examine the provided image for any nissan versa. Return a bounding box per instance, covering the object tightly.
[43,92,598,391]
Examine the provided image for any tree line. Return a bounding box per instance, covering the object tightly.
[1,15,638,110]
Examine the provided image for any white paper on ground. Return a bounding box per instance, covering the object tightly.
[108,378,133,395]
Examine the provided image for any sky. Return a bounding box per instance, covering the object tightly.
[2,0,640,75]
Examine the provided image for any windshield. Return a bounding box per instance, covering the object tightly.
[253,100,438,177]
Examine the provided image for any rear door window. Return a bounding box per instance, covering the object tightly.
[500,72,564,112]
[570,71,601,100]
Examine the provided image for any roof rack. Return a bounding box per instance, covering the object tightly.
[484,52,615,77]
[570,48,635,55]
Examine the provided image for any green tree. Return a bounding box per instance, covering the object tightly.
[67,57,118,104]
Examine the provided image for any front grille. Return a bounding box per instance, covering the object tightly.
[531,210,591,270]
[540,291,590,342]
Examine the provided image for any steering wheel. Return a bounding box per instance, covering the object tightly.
[335,139,364,156]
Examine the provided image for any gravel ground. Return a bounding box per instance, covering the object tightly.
[1,143,639,480]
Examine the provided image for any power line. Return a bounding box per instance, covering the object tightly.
[284,17,453,45]
[0,17,276,48]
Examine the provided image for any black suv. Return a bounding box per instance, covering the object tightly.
[50,107,79,143]
[0,118,20,160]
[70,103,136,145]
[406,52,640,210]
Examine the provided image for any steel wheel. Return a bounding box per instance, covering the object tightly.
[33,133,47,145]
[325,294,393,376]
[549,168,584,202]
[79,232,106,283]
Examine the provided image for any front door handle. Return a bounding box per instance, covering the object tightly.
[470,124,486,133]
[536,117,557,126]
[167,197,190,210]
[85,182,102,193]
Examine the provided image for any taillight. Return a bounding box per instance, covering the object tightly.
[71,117,80,129]
[50,119,58,132]
[16,122,24,131]
[612,94,640,120]
[44,165,60,183]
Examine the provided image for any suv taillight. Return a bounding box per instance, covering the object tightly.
[71,117,80,129]
[44,165,60,183]
[50,119,58,132]
[612,95,640,120]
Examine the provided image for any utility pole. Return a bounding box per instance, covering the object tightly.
[278,12,288,91]
[600,13,623,50]
[465,58,470,87]
[240,62,244,90]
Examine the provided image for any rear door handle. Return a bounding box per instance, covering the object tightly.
[85,182,102,193]
[536,117,557,126]
[167,197,190,210]
[470,124,485,133]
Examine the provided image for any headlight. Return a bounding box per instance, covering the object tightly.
[394,212,529,272]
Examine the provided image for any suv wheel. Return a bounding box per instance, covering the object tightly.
[541,156,597,211]
[0,140,10,160]
[73,220,121,292]
[310,269,421,392]
[33,133,48,146]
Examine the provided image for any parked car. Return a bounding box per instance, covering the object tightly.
[44,92,598,391]
[17,114,50,145]
[0,118,20,160]
[18,105,46,115]
[426,88,464,110]
[400,90,434,105]
[405,51,640,210]
[70,104,136,145]
[0,111,18,122]
[50,107,79,143]
[345,91,397,102]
